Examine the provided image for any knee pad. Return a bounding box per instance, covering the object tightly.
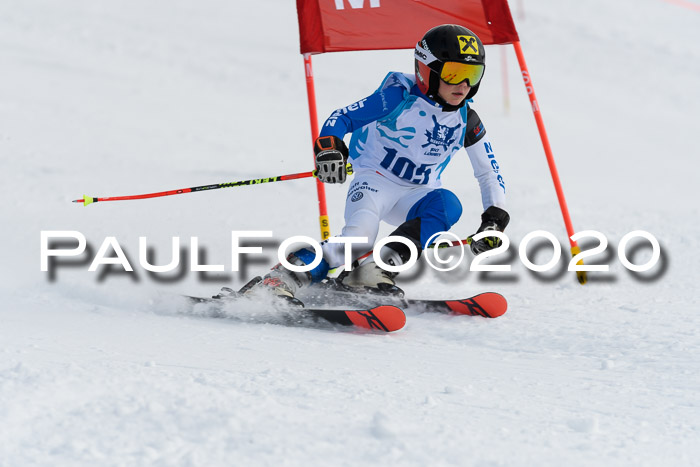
[440,189,463,226]
[408,189,463,229]
[407,189,463,247]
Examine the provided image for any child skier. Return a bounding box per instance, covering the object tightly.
[245,24,510,301]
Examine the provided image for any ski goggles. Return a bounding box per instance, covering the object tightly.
[440,61,484,86]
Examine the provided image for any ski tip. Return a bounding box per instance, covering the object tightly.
[346,305,406,332]
[484,293,508,317]
[446,293,508,318]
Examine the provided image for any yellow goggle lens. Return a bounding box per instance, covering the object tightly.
[440,62,484,86]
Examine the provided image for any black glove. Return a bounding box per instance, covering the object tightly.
[469,206,510,255]
[314,135,349,184]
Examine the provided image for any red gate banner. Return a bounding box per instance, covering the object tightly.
[297,0,519,54]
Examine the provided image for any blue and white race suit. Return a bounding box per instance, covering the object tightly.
[303,72,506,272]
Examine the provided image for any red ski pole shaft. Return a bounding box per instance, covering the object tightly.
[73,170,316,206]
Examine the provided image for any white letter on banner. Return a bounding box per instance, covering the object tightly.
[518,230,561,272]
[190,237,224,272]
[373,236,417,273]
[568,231,609,272]
[89,237,133,272]
[327,237,368,271]
[618,230,660,272]
[40,231,86,271]
[469,231,511,272]
[334,0,380,10]
[139,237,180,273]
[278,236,323,272]
[424,231,465,272]
[231,231,273,272]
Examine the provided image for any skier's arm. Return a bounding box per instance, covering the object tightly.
[319,86,405,139]
[314,86,405,184]
[464,108,510,255]
[463,108,506,211]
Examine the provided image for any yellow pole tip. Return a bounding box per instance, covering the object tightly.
[571,246,587,285]
[577,271,588,285]
[83,195,95,206]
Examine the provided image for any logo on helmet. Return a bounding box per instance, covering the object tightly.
[458,35,479,55]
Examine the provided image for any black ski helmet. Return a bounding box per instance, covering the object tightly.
[414,24,486,103]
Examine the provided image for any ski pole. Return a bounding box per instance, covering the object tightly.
[72,170,317,206]
[351,237,473,264]
[432,238,473,249]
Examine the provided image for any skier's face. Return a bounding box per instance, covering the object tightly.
[438,80,471,106]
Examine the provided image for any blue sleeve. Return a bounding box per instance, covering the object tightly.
[319,86,406,138]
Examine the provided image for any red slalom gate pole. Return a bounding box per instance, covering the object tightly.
[72,170,316,206]
[303,53,331,241]
[512,41,587,285]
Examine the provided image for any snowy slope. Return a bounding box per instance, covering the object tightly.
[1,0,699,465]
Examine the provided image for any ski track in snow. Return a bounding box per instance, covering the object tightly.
[1,0,699,465]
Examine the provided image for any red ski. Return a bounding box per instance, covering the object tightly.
[408,292,507,318]
[313,305,406,332]
[303,281,508,319]
[183,295,406,332]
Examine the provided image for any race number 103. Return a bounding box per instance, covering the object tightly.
[427,230,661,273]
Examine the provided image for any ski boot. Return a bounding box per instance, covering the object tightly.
[239,252,316,307]
[341,252,405,298]
[212,286,238,300]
